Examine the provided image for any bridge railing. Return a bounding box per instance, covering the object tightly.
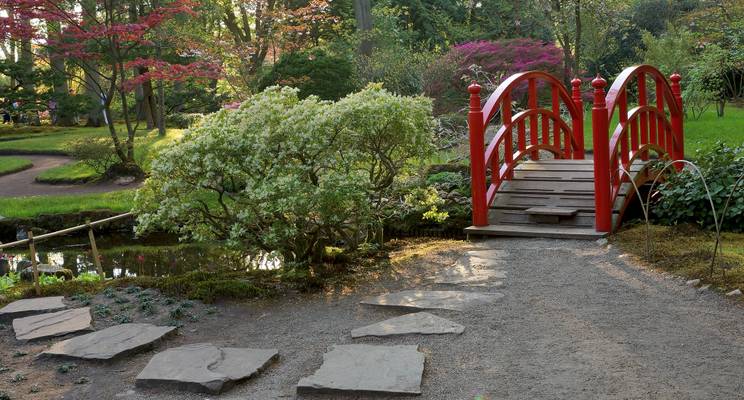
[592,65,684,232]
[468,72,585,226]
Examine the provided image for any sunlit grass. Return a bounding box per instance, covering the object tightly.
[0,156,33,175]
[0,190,135,218]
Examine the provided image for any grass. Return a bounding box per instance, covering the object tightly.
[0,156,33,176]
[581,104,744,157]
[0,190,135,218]
[35,162,98,183]
[613,223,744,293]
[0,125,112,154]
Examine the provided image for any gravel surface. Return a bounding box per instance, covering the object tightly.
[3,238,744,399]
[0,155,136,197]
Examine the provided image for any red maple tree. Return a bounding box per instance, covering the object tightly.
[0,0,220,171]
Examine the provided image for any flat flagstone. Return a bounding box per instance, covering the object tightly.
[360,290,503,311]
[0,296,66,323]
[351,312,464,338]
[297,344,424,395]
[42,323,176,360]
[13,307,92,341]
[136,343,278,394]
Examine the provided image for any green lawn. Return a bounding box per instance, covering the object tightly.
[581,104,744,157]
[0,190,135,218]
[0,126,182,183]
[35,162,99,183]
[0,156,33,176]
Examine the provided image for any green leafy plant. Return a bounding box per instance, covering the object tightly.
[258,48,355,100]
[92,304,111,318]
[0,272,20,293]
[64,138,119,176]
[75,272,103,283]
[112,314,132,324]
[135,85,434,264]
[39,274,65,286]
[653,143,744,232]
[57,363,77,374]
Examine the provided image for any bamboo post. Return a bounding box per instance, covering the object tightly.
[27,230,40,296]
[87,220,104,277]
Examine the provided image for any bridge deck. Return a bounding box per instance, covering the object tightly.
[465,159,650,240]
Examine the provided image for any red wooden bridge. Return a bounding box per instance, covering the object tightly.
[464,65,684,239]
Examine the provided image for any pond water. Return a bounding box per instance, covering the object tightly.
[0,232,281,278]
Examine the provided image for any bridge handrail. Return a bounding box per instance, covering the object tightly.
[592,65,684,232]
[468,71,585,227]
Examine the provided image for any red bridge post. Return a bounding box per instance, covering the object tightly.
[670,72,684,168]
[468,82,488,227]
[591,75,612,233]
[571,78,585,159]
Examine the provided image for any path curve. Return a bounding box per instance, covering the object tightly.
[0,155,138,198]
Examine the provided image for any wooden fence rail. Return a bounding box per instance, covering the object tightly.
[0,212,133,295]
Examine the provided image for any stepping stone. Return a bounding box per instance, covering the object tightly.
[432,264,506,285]
[0,296,66,323]
[361,290,503,311]
[297,344,424,395]
[466,249,507,260]
[351,312,464,338]
[13,307,92,341]
[136,343,278,394]
[42,323,176,360]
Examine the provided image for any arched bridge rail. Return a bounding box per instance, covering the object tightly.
[467,64,686,237]
[468,71,586,226]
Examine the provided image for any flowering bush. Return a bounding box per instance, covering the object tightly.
[134,85,434,264]
[424,39,564,115]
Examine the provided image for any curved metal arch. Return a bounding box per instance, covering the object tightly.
[610,143,669,200]
[608,105,676,159]
[485,108,573,166]
[481,71,580,126]
[606,64,682,122]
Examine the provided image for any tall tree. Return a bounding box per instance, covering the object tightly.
[353,0,373,56]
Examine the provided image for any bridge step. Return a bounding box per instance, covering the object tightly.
[472,159,623,240]
[464,223,606,240]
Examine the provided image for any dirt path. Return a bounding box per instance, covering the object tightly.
[3,238,744,399]
[0,155,136,197]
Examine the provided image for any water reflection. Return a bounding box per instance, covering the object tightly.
[1,235,282,278]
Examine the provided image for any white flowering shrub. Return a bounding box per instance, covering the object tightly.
[134,85,434,263]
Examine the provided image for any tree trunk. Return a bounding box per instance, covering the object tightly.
[353,0,373,56]
[19,20,40,125]
[81,0,104,127]
[573,0,581,79]
[47,20,76,126]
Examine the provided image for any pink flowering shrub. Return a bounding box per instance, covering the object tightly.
[424,39,564,115]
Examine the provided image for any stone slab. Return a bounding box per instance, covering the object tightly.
[42,323,176,360]
[136,343,278,394]
[13,307,92,341]
[351,312,464,338]
[360,290,503,311]
[0,296,66,323]
[297,344,424,395]
[432,265,506,285]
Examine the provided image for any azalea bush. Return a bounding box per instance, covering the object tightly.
[135,85,434,264]
[424,39,564,115]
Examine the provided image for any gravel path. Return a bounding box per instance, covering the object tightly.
[4,238,744,399]
[0,155,135,197]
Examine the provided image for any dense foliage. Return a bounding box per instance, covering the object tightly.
[258,49,355,100]
[135,85,433,263]
[424,39,564,115]
[653,143,744,232]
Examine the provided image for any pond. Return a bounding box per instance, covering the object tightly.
[0,232,281,278]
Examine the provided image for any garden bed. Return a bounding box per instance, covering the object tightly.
[612,223,744,293]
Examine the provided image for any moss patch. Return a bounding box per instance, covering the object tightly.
[612,223,744,292]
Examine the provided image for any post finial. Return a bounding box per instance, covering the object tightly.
[591,74,607,89]
[468,81,481,95]
[670,72,682,84]
[571,77,582,87]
